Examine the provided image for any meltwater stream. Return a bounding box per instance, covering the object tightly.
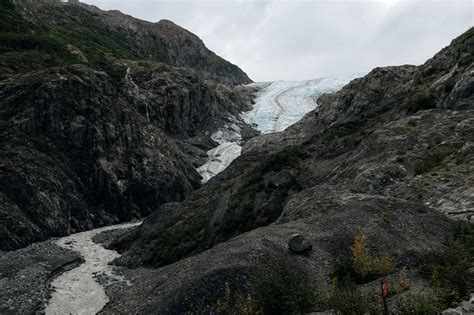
[44,221,141,315]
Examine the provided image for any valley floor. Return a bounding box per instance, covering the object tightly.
[0,222,147,314]
[45,221,142,315]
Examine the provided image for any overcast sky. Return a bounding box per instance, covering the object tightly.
[83,0,473,82]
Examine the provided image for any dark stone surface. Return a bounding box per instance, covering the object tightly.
[102,28,474,313]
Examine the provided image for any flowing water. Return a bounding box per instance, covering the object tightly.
[44,221,141,315]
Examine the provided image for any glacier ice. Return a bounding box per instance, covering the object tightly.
[197,73,363,182]
[241,74,362,134]
[197,142,242,183]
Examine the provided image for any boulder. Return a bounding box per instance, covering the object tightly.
[288,233,312,253]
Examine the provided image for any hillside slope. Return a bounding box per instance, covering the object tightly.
[0,0,254,250]
[104,28,474,313]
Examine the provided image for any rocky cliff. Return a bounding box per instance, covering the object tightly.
[0,0,253,250]
[104,28,473,313]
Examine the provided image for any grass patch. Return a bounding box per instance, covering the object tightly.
[405,91,437,113]
[141,211,209,266]
[414,148,451,175]
[251,261,317,315]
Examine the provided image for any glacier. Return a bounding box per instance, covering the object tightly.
[242,74,362,134]
[197,74,362,182]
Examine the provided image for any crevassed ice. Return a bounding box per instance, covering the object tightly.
[197,73,362,182]
[241,74,362,134]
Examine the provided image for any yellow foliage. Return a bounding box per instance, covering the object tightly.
[398,266,411,292]
[235,292,255,315]
[216,282,231,313]
[215,282,256,315]
[351,232,394,279]
[351,232,371,276]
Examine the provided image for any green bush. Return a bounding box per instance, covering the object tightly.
[414,148,450,175]
[406,91,437,113]
[419,221,474,308]
[252,261,317,315]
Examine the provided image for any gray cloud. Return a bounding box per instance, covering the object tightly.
[83,0,473,81]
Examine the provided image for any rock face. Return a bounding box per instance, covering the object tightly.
[104,28,473,313]
[0,1,253,250]
[0,65,203,250]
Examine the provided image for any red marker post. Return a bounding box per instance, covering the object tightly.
[380,278,389,315]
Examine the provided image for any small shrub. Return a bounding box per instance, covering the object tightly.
[394,293,441,314]
[351,232,371,277]
[406,91,436,113]
[252,261,316,315]
[419,221,474,308]
[216,282,232,313]
[414,148,450,175]
[235,292,255,315]
[325,283,380,315]
[376,255,395,276]
[215,282,255,315]
[393,266,411,293]
[398,266,412,291]
[332,232,394,284]
[382,212,392,223]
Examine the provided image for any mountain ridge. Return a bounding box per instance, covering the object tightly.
[0,0,255,250]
